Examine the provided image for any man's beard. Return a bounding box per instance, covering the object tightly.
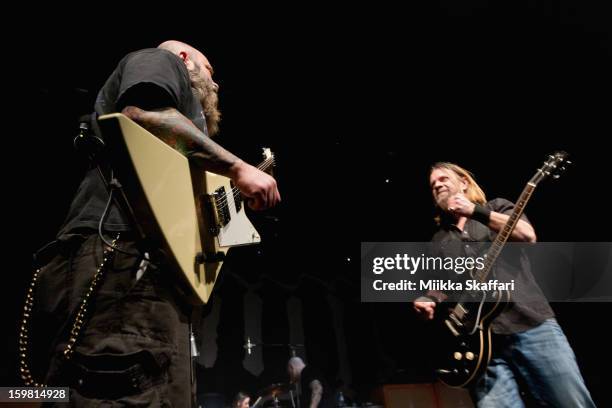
[190,71,221,137]
[435,191,450,210]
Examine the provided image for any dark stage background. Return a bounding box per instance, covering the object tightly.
[2,2,611,406]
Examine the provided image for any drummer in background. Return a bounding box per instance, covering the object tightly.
[233,391,250,408]
[287,357,334,408]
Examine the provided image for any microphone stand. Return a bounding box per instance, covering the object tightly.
[244,337,304,408]
[243,337,304,356]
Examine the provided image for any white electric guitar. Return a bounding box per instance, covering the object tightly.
[98,113,275,304]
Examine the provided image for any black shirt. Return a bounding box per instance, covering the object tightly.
[58,48,207,237]
[431,198,554,335]
[299,365,334,408]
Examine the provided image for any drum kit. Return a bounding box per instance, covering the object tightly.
[250,383,375,408]
[242,338,374,407]
[243,338,303,407]
[250,383,294,408]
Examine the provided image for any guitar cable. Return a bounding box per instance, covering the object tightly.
[97,169,142,258]
[76,116,143,259]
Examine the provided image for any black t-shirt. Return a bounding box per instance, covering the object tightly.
[431,198,554,335]
[57,48,207,237]
[299,365,334,408]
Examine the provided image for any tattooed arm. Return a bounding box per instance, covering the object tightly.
[122,106,280,210]
[122,106,238,174]
[309,380,323,408]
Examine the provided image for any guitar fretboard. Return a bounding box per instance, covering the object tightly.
[473,182,535,283]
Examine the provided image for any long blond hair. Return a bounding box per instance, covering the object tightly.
[430,162,487,224]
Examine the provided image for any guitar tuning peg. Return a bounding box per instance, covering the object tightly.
[566,160,572,166]
[552,174,560,179]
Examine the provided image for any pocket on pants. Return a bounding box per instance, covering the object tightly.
[63,348,171,401]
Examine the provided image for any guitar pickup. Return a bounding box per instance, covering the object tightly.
[449,313,464,328]
[453,303,468,319]
[445,319,461,337]
[231,181,243,213]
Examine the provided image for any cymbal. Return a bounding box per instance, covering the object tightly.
[258,382,292,398]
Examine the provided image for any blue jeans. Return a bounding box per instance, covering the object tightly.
[471,319,595,407]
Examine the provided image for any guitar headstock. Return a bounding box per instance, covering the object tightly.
[530,151,571,185]
[261,147,276,175]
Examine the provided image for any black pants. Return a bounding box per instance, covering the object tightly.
[31,233,194,407]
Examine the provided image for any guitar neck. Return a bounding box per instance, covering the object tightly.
[473,183,536,282]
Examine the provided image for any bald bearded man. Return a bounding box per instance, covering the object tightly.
[26,40,280,406]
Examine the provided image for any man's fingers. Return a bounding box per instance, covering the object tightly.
[122,106,145,121]
[267,187,275,209]
[249,192,268,211]
[236,166,280,211]
[249,196,263,211]
[423,305,435,320]
[414,304,435,320]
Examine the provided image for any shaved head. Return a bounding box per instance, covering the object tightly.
[158,40,198,55]
[158,40,208,69]
[287,357,306,383]
[158,40,221,136]
[288,357,305,369]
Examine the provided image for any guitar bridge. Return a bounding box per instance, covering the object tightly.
[213,186,230,227]
[203,186,231,235]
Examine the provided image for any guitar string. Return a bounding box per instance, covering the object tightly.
[212,157,275,212]
[214,157,275,210]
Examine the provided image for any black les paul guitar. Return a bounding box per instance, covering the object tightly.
[436,151,570,388]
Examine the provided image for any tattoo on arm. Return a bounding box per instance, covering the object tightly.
[137,108,239,175]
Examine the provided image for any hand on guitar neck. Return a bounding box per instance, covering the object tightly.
[122,106,281,211]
